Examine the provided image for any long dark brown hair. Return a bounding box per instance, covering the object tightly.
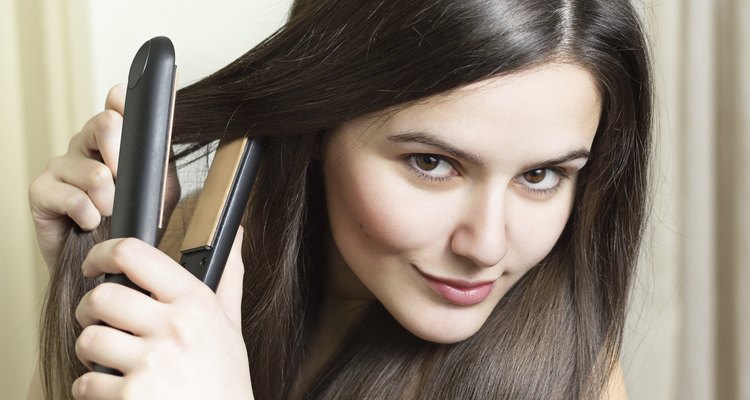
[40,0,653,398]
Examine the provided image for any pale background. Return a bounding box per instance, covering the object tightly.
[1,0,748,399]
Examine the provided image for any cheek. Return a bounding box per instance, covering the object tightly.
[324,157,451,257]
[505,190,575,273]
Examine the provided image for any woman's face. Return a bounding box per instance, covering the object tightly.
[323,63,601,344]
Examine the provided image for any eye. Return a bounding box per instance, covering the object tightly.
[406,154,458,182]
[516,168,565,195]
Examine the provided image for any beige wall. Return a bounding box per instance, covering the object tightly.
[1,0,41,397]
[85,0,291,109]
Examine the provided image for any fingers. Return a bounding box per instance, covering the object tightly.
[75,282,161,335]
[104,83,126,114]
[75,324,144,373]
[52,156,115,217]
[74,109,122,178]
[30,153,116,229]
[29,174,102,231]
[215,227,245,328]
[82,238,207,303]
[28,85,125,269]
[72,371,123,400]
[29,85,123,228]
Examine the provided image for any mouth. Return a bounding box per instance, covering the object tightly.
[414,266,496,306]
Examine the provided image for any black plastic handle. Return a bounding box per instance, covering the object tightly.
[95,36,176,375]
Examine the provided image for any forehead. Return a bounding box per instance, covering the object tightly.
[414,63,601,128]
[363,64,600,161]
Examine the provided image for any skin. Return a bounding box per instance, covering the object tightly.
[321,63,601,344]
[293,63,606,396]
[27,63,630,399]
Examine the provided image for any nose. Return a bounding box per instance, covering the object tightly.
[450,189,507,268]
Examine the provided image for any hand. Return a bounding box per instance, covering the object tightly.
[27,84,180,269]
[72,228,253,400]
[28,85,124,268]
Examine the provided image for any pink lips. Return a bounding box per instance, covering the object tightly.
[418,269,495,306]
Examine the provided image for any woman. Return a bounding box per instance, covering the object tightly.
[29,0,652,398]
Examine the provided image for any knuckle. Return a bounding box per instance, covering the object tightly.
[88,284,113,311]
[165,314,196,350]
[27,175,47,202]
[65,192,87,212]
[73,374,92,399]
[75,325,98,353]
[94,110,122,136]
[110,238,140,267]
[85,164,112,189]
[67,195,101,230]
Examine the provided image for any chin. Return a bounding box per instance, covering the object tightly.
[390,308,488,344]
[408,322,482,344]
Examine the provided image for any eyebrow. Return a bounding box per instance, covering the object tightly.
[386,131,591,168]
[522,148,591,171]
[386,132,483,164]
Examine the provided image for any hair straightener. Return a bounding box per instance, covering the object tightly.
[106,36,176,293]
[95,36,262,375]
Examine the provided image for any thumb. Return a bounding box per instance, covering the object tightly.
[216,226,245,328]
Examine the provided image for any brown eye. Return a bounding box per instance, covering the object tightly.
[523,169,546,184]
[516,168,563,195]
[415,154,440,171]
[407,154,457,181]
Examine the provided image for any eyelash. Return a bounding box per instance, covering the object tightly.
[404,154,458,183]
[404,153,570,197]
[516,169,567,197]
